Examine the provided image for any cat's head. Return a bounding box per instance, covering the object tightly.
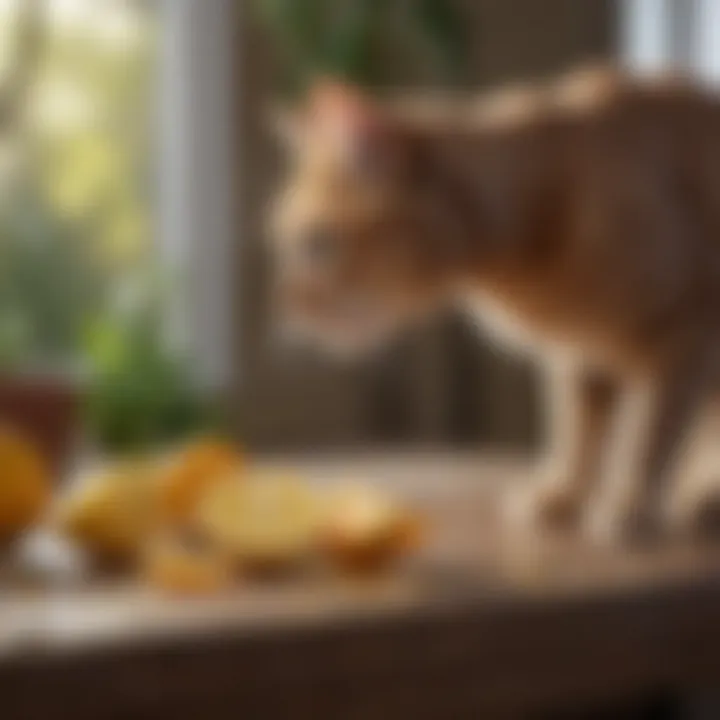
[268,82,460,358]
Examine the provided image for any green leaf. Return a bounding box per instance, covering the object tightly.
[322,0,385,83]
[411,0,469,83]
[255,0,327,93]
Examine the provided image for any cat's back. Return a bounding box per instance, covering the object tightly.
[468,66,720,166]
[460,68,720,365]
[554,70,720,267]
[554,68,720,179]
[477,67,720,261]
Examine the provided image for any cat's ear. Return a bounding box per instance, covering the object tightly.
[308,79,395,173]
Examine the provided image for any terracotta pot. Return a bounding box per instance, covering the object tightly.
[0,374,80,477]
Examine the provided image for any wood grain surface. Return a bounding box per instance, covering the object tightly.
[2,453,720,719]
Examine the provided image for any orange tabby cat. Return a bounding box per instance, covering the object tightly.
[269,67,720,545]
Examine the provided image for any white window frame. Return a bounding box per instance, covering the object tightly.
[621,0,720,82]
[693,0,720,80]
[158,0,238,391]
[621,0,675,72]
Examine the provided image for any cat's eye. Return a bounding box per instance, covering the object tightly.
[302,227,338,267]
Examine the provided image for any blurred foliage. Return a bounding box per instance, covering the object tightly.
[0,0,156,369]
[254,0,470,93]
[0,181,108,370]
[0,0,43,135]
[83,285,223,454]
[0,0,469,452]
[0,1,219,453]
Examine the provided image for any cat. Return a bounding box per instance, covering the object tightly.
[268,66,720,545]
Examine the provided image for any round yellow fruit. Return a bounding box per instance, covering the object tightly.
[196,472,321,571]
[142,530,231,595]
[157,439,241,522]
[55,461,159,560]
[320,483,423,574]
[0,426,50,539]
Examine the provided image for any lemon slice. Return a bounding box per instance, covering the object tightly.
[156,438,241,522]
[196,473,321,570]
[321,482,423,574]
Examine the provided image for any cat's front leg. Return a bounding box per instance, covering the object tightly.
[583,344,719,546]
[659,404,720,538]
[504,359,617,531]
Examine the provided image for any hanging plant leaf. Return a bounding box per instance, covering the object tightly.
[322,0,385,85]
[253,0,471,92]
[411,0,469,84]
[256,0,328,94]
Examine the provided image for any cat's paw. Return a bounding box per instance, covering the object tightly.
[582,499,659,548]
[502,479,582,533]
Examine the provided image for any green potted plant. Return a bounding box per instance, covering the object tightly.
[0,206,221,467]
[82,280,223,457]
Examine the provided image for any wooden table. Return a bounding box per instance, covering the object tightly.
[2,453,720,719]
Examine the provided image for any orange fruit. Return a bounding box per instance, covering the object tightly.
[0,426,50,539]
[157,439,241,522]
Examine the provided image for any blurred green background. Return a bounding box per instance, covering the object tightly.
[0,0,214,453]
[0,0,465,452]
[0,0,467,454]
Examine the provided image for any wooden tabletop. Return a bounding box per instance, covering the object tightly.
[3,453,720,719]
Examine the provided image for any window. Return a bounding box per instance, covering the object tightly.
[157,0,237,391]
[0,0,238,387]
[0,0,239,452]
[621,0,720,82]
[0,0,158,369]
